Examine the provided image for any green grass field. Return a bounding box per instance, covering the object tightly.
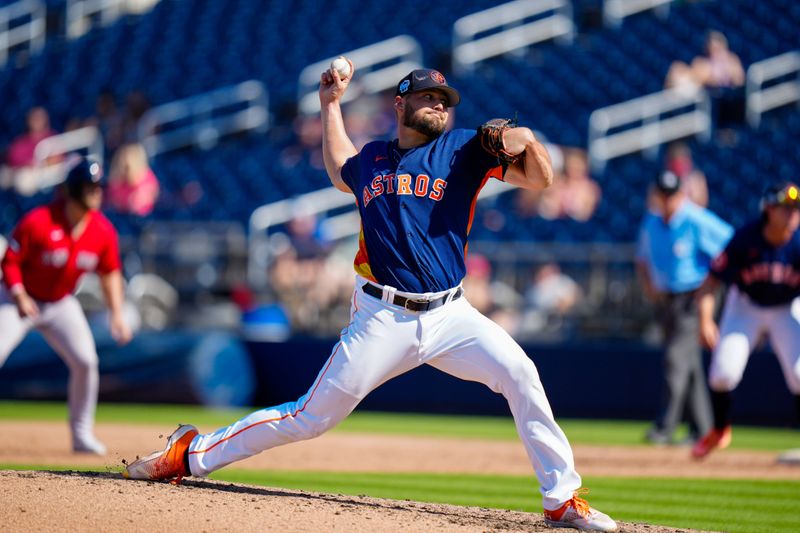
[2,401,799,532]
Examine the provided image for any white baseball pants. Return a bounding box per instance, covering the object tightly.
[709,286,800,394]
[0,287,101,448]
[189,277,581,510]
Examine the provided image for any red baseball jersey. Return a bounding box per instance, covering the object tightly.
[1,200,121,302]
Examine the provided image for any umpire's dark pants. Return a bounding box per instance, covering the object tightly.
[654,291,713,439]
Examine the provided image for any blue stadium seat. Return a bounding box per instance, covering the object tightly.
[0,0,797,243]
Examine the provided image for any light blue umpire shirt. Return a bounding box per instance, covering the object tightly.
[636,199,734,294]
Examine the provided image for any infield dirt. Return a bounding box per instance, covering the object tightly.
[2,420,796,532]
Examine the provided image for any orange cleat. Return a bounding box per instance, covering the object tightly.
[123,424,198,483]
[544,489,617,531]
[691,426,732,459]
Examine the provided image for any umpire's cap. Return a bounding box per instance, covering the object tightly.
[761,182,800,210]
[65,156,103,200]
[654,170,682,196]
[395,69,461,107]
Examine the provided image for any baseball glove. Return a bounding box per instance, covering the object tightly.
[477,118,520,165]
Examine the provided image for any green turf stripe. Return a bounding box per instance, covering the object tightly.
[1,401,797,451]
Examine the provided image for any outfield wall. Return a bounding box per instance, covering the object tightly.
[0,331,794,425]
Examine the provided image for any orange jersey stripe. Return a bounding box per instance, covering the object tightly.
[353,226,377,282]
[464,165,501,258]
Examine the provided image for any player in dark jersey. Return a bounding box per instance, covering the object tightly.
[692,182,800,458]
[124,62,616,532]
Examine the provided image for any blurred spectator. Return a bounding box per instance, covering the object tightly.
[461,253,523,335]
[525,262,581,315]
[636,170,734,446]
[664,59,700,96]
[1,107,62,195]
[665,142,708,207]
[85,91,125,155]
[691,31,745,91]
[120,91,152,144]
[535,148,601,221]
[5,107,57,168]
[281,114,324,171]
[519,262,582,338]
[665,31,745,136]
[694,30,746,134]
[665,30,744,93]
[105,143,160,216]
[267,203,349,334]
[648,143,709,211]
[561,148,601,221]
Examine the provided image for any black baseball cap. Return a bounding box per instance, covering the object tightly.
[654,170,682,196]
[761,182,800,209]
[395,69,461,107]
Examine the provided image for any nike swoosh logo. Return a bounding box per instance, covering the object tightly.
[414,74,428,81]
[374,155,387,161]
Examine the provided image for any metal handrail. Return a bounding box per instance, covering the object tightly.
[297,35,422,115]
[603,0,672,28]
[137,80,269,156]
[588,86,711,173]
[33,126,104,189]
[0,0,45,66]
[452,0,574,75]
[746,51,800,128]
[66,0,160,38]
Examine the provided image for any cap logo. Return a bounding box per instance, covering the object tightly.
[430,71,446,84]
[399,79,410,94]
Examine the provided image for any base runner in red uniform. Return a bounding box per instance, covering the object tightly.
[0,157,132,454]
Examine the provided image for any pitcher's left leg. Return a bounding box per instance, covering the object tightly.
[424,299,579,510]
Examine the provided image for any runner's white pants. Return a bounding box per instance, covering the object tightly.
[189,277,581,509]
[709,286,800,394]
[0,287,100,448]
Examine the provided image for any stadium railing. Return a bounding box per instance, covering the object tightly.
[602,0,672,28]
[0,126,103,196]
[0,0,44,66]
[65,0,160,39]
[137,80,270,156]
[587,86,711,173]
[452,0,574,75]
[297,35,422,115]
[746,50,800,128]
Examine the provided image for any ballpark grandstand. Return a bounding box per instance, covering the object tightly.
[0,0,798,418]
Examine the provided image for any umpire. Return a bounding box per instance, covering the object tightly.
[636,170,733,445]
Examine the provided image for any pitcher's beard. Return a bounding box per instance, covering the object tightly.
[403,108,446,139]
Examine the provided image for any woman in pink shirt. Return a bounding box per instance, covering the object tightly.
[106,143,159,216]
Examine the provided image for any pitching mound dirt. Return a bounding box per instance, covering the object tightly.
[1,470,702,532]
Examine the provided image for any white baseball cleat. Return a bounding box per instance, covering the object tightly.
[123,424,198,483]
[544,489,617,532]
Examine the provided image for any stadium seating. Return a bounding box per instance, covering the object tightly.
[0,0,797,241]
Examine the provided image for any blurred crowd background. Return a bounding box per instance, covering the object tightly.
[0,0,797,346]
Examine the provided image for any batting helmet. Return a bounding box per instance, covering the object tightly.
[760,182,800,211]
[65,156,104,202]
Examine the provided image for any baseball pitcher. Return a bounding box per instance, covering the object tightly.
[124,63,616,532]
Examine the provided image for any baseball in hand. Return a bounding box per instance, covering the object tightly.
[331,56,351,79]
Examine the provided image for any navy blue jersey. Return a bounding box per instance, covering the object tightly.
[341,128,504,293]
[710,219,800,306]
